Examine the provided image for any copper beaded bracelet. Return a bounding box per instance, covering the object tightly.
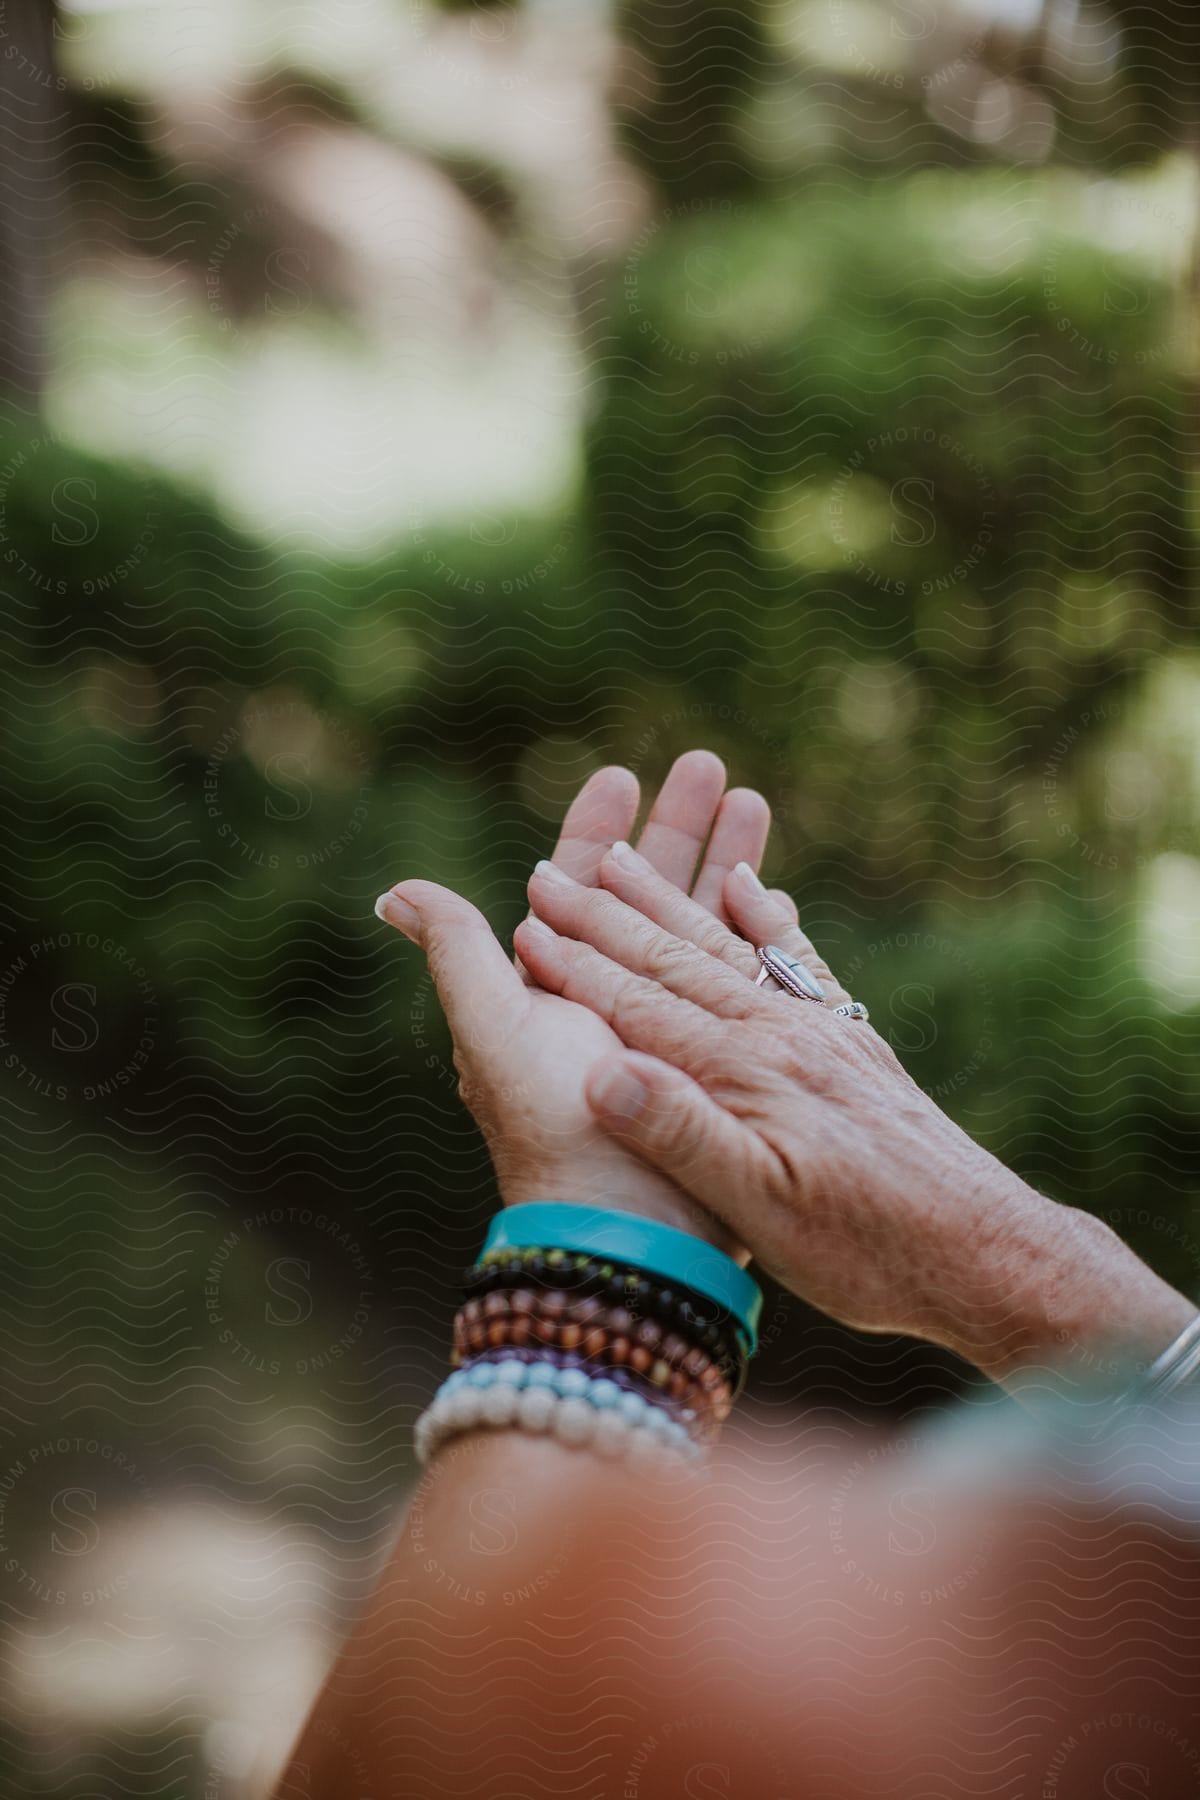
[452,1290,734,1429]
[465,1246,747,1383]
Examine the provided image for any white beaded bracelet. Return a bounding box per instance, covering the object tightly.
[413,1357,703,1467]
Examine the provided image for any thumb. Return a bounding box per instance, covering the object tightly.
[375,879,525,1055]
[585,1052,768,1224]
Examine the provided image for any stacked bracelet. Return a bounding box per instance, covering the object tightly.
[414,1204,763,1468]
[452,1290,734,1429]
[460,1344,705,1428]
[465,1248,746,1378]
[482,1204,762,1354]
[415,1358,703,1467]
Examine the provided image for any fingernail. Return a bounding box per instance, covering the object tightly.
[533,858,573,886]
[734,860,766,894]
[609,839,649,873]
[520,916,554,944]
[374,892,423,942]
[591,1062,649,1123]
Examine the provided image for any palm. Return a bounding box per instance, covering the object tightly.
[382,752,772,1232]
[507,984,698,1214]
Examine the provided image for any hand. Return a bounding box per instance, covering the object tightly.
[374,751,778,1247]
[515,841,1195,1392]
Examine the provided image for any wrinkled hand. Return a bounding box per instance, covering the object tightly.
[515,841,1194,1389]
[375,752,785,1248]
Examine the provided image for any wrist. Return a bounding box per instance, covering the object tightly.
[928,1170,1195,1397]
[497,1154,743,1257]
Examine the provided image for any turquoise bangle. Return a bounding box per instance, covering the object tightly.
[483,1202,762,1355]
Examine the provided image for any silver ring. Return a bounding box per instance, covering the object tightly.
[754,946,869,1020]
[754,944,826,1003]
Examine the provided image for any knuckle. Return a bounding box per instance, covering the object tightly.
[641,934,698,987]
[693,915,734,959]
[613,974,665,1031]
[687,1018,741,1082]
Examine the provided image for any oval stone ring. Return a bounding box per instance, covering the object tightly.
[754,945,869,1021]
[754,944,826,1002]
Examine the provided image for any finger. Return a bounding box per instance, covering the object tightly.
[513,917,725,1073]
[597,839,761,981]
[545,764,640,884]
[768,889,799,924]
[517,763,640,985]
[376,879,529,1056]
[526,861,763,1019]
[689,787,771,916]
[633,748,726,892]
[585,1052,781,1230]
[722,864,852,1005]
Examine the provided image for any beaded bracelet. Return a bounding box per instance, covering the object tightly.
[466,1246,747,1375]
[452,1331,730,1440]
[413,1358,703,1467]
[458,1279,743,1385]
[415,1207,758,1469]
[456,1343,704,1428]
[452,1290,736,1420]
[483,1204,762,1354]
[453,1288,734,1396]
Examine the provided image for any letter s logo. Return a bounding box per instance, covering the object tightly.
[263,752,312,821]
[888,982,937,1055]
[470,3,515,44]
[890,476,937,549]
[469,512,517,548]
[1102,258,1147,318]
[684,1764,731,1799]
[887,1486,937,1557]
[891,0,936,40]
[469,1486,519,1556]
[276,1760,311,1800]
[51,984,99,1053]
[51,1487,100,1556]
[265,1257,312,1326]
[685,246,727,320]
[50,476,101,548]
[1103,1764,1152,1798]
[263,248,311,319]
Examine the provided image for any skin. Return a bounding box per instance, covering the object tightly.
[512,840,1194,1399]
[377,764,1191,1401]
[274,759,1200,1800]
[375,749,781,1248]
[274,1414,1200,1799]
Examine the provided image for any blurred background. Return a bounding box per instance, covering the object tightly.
[0,0,1196,1792]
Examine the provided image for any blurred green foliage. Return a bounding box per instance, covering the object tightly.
[2,166,1197,1341]
[0,3,1199,1792]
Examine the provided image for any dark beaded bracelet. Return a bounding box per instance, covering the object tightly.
[465,1245,748,1377]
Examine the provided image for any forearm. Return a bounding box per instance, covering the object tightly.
[274,1433,610,1800]
[932,1167,1195,1400]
